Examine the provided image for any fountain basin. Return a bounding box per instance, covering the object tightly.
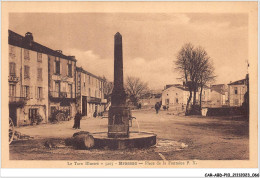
[92,132,156,150]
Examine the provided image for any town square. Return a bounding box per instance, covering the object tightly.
[5,6,255,165]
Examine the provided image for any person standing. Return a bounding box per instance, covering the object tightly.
[73,111,82,129]
[155,102,160,114]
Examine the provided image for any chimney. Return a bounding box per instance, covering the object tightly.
[56,50,62,54]
[25,32,33,46]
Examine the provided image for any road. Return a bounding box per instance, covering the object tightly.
[10,109,249,160]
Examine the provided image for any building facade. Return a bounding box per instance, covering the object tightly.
[208,84,228,107]
[161,84,210,108]
[48,52,77,121]
[76,67,106,117]
[228,79,248,107]
[9,31,48,126]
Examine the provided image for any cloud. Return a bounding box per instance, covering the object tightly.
[125,57,179,89]
[65,48,113,80]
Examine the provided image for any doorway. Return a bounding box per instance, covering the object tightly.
[29,108,38,124]
[9,104,17,126]
[82,96,87,116]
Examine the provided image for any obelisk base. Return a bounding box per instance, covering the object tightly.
[108,106,131,138]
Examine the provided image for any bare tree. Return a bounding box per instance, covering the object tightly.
[175,43,195,114]
[102,76,113,110]
[125,76,148,107]
[175,43,215,114]
[197,61,215,109]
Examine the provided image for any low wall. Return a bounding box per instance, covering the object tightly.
[206,107,245,116]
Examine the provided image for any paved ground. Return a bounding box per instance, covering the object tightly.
[9,109,249,160]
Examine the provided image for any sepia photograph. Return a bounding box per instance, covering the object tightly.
[1,1,258,170]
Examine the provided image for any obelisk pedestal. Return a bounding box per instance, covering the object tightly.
[108,32,131,138]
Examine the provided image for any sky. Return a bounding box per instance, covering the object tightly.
[9,13,248,90]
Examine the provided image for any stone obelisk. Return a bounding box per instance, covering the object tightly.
[108,32,130,138]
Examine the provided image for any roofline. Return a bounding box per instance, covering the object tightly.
[76,67,104,81]
[227,79,246,85]
[8,30,77,62]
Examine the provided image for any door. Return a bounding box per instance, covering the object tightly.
[9,104,17,126]
[82,96,87,116]
[29,108,38,124]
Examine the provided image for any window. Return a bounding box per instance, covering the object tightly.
[9,84,16,97]
[176,93,178,96]
[89,88,91,96]
[24,65,30,79]
[165,99,169,105]
[37,68,42,81]
[176,98,179,104]
[55,82,60,97]
[89,76,91,84]
[55,57,60,75]
[37,87,43,99]
[9,46,15,58]
[67,63,72,77]
[234,87,238,95]
[37,53,42,62]
[24,86,30,98]
[95,90,97,98]
[24,49,29,60]
[9,62,16,76]
[68,84,73,98]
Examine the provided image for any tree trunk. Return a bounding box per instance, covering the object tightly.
[199,86,203,110]
[73,134,95,149]
[186,90,193,115]
[193,88,197,106]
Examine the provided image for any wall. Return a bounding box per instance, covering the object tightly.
[9,45,48,126]
[229,84,247,106]
[162,87,186,107]
[77,69,105,117]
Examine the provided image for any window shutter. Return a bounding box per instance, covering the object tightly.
[60,62,62,75]
[67,63,69,76]
[42,87,45,99]
[54,60,56,73]
[35,86,37,99]
[53,81,55,92]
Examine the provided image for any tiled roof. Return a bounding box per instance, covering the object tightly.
[228,79,246,85]
[8,30,76,62]
[210,84,227,95]
[76,67,104,81]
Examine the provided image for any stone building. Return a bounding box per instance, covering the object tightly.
[228,78,248,106]
[161,84,211,108]
[76,67,106,117]
[209,84,228,107]
[8,30,48,126]
[9,30,77,126]
[139,90,162,109]
[48,51,77,121]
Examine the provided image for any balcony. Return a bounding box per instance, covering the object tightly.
[49,91,75,103]
[8,75,19,83]
[88,97,101,104]
[9,96,27,106]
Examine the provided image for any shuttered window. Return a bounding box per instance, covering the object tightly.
[37,68,42,81]
[9,62,16,76]
[24,49,29,60]
[37,52,42,62]
[24,65,30,79]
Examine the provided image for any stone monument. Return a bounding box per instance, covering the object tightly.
[108,32,131,138]
[92,32,156,149]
